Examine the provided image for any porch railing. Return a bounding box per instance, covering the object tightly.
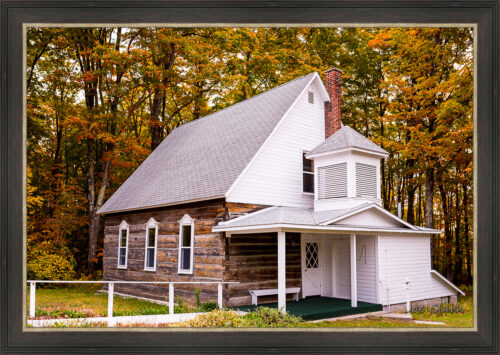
[27,280,238,323]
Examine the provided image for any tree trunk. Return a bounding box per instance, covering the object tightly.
[86,139,97,274]
[150,87,165,151]
[454,184,462,284]
[406,159,416,225]
[463,184,472,284]
[379,99,390,210]
[425,166,436,269]
[417,185,422,225]
[438,182,452,279]
[149,41,176,151]
[425,167,435,228]
[407,183,415,225]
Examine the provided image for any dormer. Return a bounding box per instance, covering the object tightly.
[306,126,389,212]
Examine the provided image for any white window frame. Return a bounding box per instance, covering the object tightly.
[302,150,314,195]
[178,214,195,274]
[144,217,159,272]
[117,220,129,269]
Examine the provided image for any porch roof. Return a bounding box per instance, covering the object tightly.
[213,203,440,235]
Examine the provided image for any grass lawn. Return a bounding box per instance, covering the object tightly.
[408,294,473,327]
[28,285,473,328]
[308,294,473,328]
[27,284,178,319]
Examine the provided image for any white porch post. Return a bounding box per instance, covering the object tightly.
[350,234,357,307]
[277,230,286,313]
[29,282,36,318]
[217,283,223,309]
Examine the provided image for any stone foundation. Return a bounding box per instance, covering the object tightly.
[383,295,458,312]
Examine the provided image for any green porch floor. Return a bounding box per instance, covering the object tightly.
[233,297,383,321]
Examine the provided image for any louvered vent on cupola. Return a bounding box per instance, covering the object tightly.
[356,162,377,198]
[318,162,347,199]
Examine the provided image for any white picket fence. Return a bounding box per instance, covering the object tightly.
[27,280,238,325]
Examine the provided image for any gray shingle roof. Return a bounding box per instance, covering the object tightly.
[98,73,316,214]
[307,125,388,157]
[214,204,371,229]
[213,203,440,233]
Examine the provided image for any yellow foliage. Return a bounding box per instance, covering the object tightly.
[27,241,76,280]
[178,310,243,328]
[26,167,44,214]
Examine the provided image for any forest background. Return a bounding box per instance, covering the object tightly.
[26,27,473,287]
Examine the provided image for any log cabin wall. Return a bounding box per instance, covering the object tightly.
[225,232,302,306]
[103,199,266,305]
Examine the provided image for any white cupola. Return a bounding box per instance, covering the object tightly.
[306,126,389,212]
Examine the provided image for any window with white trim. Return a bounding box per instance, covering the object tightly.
[117,221,129,269]
[302,152,314,193]
[308,91,314,104]
[178,214,195,274]
[144,218,158,271]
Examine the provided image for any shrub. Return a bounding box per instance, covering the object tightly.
[178,310,242,328]
[176,307,303,328]
[241,307,303,327]
[27,241,75,281]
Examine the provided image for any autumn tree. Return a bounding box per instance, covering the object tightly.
[27,26,473,284]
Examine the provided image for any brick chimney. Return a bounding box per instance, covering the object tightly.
[324,68,343,139]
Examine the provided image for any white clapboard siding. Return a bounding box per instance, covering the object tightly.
[318,163,348,199]
[378,235,432,305]
[322,238,333,297]
[334,238,351,299]
[356,235,377,303]
[226,78,325,207]
[355,163,377,198]
[430,273,457,298]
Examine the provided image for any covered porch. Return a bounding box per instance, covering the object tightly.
[213,204,435,312]
[221,227,374,313]
[275,230,364,312]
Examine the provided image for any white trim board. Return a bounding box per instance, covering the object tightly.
[306,147,389,160]
[213,223,436,235]
[320,204,420,230]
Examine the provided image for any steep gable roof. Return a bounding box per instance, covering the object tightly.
[307,125,388,157]
[98,73,317,214]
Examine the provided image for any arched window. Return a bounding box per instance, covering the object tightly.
[117,221,129,269]
[144,218,158,271]
[178,214,195,274]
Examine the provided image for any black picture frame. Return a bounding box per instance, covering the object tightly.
[1,0,498,353]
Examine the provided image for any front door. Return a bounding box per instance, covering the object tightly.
[301,235,323,297]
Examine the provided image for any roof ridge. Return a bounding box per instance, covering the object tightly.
[343,125,356,146]
[307,125,388,157]
[176,72,317,130]
[343,125,384,149]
